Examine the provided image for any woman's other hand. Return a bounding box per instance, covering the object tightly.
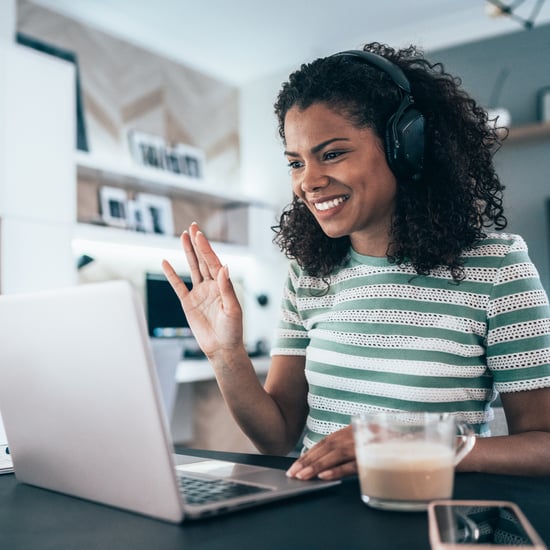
[286,425,357,481]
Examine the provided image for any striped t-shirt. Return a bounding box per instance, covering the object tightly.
[271,233,550,450]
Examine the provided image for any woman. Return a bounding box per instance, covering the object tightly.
[162,42,550,480]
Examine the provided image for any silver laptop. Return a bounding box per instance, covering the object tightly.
[0,280,339,523]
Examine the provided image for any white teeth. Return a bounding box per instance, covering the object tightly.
[314,196,348,211]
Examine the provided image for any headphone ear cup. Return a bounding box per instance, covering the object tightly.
[385,106,425,182]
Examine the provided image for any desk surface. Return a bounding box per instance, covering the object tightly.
[1,448,549,549]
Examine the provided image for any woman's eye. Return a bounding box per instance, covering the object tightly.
[324,151,343,161]
[287,160,303,170]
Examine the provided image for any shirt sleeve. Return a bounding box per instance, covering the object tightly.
[270,261,310,356]
[486,235,550,392]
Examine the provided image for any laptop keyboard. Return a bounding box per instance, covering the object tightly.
[178,475,270,505]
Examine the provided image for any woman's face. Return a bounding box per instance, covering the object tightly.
[284,102,397,257]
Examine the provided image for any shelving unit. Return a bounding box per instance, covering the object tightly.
[73,150,278,388]
[506,121,550,143]
[75,151,253,208]
[74,150,274,256]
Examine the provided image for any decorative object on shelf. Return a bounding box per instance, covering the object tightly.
[16,32,89,152]
[486,67,511,133]
[125,199,146,232]
[487,108,511,135]
[128,130,166,170]
[135,193,174,236]
[538,86,550,122]
[172,143,205,179]
[128,130,205,180]
[99,186,129,228]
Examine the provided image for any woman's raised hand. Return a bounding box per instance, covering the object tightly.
[161,223,244,359]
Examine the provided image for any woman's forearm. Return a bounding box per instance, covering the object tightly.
[456,431,550,476]
[206,347,298,455]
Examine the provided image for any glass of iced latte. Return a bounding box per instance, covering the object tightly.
[352,412,475,512]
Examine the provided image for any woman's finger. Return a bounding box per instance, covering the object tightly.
[194,230,223,280]
[317,459,358,481]
[188,223,220,282]
[161,259,191,300]
[180,229,204,285]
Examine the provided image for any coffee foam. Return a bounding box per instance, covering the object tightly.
[359,441,454,469]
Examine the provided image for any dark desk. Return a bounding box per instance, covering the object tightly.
[1,448,549,549]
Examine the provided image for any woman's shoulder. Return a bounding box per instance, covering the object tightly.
[466,232,528,258]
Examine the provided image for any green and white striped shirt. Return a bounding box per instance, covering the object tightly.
[272,233,550,450]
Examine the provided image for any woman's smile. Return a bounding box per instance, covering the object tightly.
[311,194,350,212]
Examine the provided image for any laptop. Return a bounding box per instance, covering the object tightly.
[0,280,339,523]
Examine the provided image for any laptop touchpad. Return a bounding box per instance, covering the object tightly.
[176,459,267,478]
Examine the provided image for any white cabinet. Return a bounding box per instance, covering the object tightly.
[0,44,76,294]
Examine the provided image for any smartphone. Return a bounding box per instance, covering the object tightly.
[428,500,548,550]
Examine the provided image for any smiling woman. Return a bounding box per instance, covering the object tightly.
[162,42,550,483]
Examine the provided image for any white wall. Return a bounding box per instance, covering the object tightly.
[238,69,296,346]
[0,1,15,45]
[239,69,294,211]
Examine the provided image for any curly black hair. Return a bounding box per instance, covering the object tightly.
[272,42,507,281]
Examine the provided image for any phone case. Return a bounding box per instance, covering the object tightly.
[428,500,547,550]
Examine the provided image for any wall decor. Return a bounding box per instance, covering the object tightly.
[173,143,205,180]
[99,186,129,228]
[128,130,205,180]
[135,193,174,236]
[128,130,167,170]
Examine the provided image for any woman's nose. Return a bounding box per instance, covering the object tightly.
[300,164,329,193]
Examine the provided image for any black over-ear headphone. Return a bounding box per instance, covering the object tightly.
[331,50,425,182]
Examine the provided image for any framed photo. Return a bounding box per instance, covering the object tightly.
[174,143,205,180]
[99,186,129,228]
[126,199,146,232]
[128,130,166,169]
[538,86,550,122]
[135,193,174,236]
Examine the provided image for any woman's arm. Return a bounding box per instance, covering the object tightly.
[288,387,550,481]
[213,353,309,455]
[455,387,550,476]
[162,223,307,455]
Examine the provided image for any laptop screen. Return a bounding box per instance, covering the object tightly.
[145,272,192,338]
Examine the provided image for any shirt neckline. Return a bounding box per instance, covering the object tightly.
[348,248,393,267]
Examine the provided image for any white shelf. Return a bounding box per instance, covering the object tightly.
[176,356,270,383]
[507,121,550,142]
[75,150,264,209]
[73,222,250,258]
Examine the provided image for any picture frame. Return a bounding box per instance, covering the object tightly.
[538,86,550,123]
[135,193,174,236]
[126,199,146,232]
[127,130,205,180]
[128,130,166,170]
[174,143,205,180]
[99,186,129,228]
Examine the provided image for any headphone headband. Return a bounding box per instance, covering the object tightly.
[329,49,425,182]
[331,50,412,94]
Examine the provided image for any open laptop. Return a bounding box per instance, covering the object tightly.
[0,280,339,523]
